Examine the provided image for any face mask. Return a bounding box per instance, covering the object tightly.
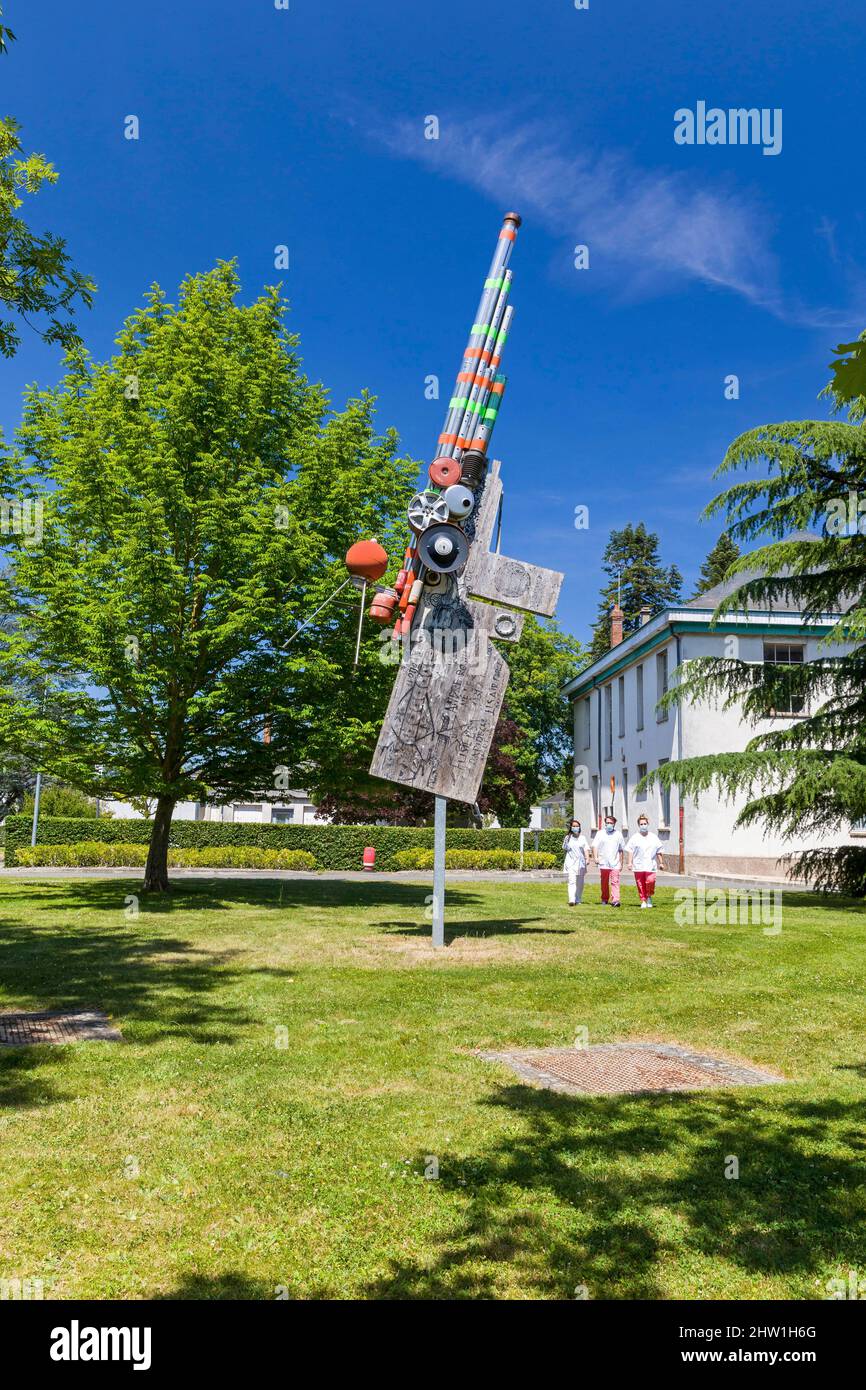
[639,824,648,834]
[571,826,580,835]
[605,824,614,832]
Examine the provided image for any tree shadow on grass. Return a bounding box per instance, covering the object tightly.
[3,878,488,916]
[154,1270,337,1300]
[154,1271,278,1300]
[364,1082,866,1300]
[378,917,569,941]
[0,915,292,1050]
[0,1046,73,1109]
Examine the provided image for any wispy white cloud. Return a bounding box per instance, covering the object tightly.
[371,114,863,329]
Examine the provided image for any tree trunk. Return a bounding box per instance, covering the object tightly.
[142,794,176,892]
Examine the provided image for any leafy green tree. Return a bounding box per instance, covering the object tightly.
[653,330,866,893]
[693,532,741,597]
[590,522,682,660]
[0,6,94,356]
[496,615,587,806]
[0,755,34,819]
[0,608,45,816]
[21,782,106,818]
[0,262,416,889]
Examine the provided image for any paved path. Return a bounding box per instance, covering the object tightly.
[0,866,809,892]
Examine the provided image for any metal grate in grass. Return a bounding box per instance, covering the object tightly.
[0,1010,123,1047]
[478,1042,785,1096]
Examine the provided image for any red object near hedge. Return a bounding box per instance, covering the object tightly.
[362,846,376,871]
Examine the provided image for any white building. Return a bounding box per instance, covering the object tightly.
[562,578,858,878]
[529,793,571,829]
[101,789,324,825]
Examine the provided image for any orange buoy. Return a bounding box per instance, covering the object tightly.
[345,539,389,582]
[369,590,398,624]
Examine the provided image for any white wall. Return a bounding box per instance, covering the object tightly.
[100,798,326,825]
[679,630,858,863]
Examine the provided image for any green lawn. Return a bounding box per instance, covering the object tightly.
[1,876,865,1301]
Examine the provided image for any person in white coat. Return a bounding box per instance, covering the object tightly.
[625,814,666,907]
[562,818,590,906]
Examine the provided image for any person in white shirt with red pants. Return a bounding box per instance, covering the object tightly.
[593,815,626,907]
[626,814,666,908]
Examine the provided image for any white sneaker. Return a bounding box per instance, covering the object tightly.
[640,901,647,909]
[647,899,654,908]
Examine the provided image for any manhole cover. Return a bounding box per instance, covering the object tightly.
[478,1043,784,1096]
[0,1010,123,1047]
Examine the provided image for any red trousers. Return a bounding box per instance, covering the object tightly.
[600,868,620,904]
[634,871,656,902]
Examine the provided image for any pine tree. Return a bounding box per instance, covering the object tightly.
[654,329,866,893]
[590,522,682,661]
[693,532,741,596]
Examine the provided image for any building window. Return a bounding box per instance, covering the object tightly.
[581,698,591,750]
[656,650,669,723]
[658,758,671,827]
[272,807,296,824]
[622,770,629,830]
[604,684,612,761]
[636,763,648,801]
[617,675,625,738]
[636,664,644,731]
[763,643,805,715]
[591,775,599,826]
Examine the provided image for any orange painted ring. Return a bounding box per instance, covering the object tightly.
[429,456,462,487]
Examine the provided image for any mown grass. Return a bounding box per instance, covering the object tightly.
[0,876,864,1300]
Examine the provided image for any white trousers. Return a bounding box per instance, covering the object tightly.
[567,868,586,904]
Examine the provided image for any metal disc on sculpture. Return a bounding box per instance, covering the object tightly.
[407,490,449,533]
[429,456,463,488]
[417,523,470,575]
[493,612,518,639]
[442,483,475,519]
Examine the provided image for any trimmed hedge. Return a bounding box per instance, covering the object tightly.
[14,843,318,870]
[4,815,565,869]
[392,848,557,871]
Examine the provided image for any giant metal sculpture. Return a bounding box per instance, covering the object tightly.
[359,214,563,944]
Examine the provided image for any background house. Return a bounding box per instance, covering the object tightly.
[529,792,571,829]
[101,789,324,825]
[562,577,860,878]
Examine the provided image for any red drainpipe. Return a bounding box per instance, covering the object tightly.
[678,804,685,875]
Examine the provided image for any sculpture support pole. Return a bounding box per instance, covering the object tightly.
[30,770,42,847]
[432,795,446,948]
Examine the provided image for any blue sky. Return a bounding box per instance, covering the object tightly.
[2,0,864,642]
